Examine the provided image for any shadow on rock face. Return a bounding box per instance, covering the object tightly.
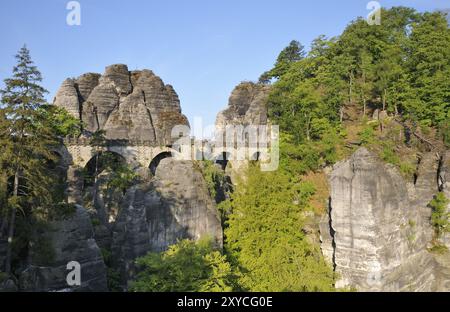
[109,158,223,289]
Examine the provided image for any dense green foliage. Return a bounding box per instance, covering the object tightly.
[38,104,82,137]
[197,160,227,202]
[224,163,335,291]
[267,8,450,144]
[130,238,235,292]
[259,40,306,83]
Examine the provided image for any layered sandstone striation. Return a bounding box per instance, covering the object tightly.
[321,147,450,291]
[54,64,189,145]
[215,82,270,129]
[439,151,450,249]
[110,158,223,286]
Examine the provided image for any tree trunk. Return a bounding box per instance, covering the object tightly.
[305,113,311,141]
[363,98,366,117]
[0,174,8,237]
[349,71,353,105]
[92,153,99,209]
[4,170,19,274]
[362,72,366,118]
[382,89,387,111]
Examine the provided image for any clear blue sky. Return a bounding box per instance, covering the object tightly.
[0,0,449,126]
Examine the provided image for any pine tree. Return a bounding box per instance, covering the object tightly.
[0,46,58,274]
[259,40,305,83]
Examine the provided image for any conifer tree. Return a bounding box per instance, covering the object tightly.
[0,46,58,274]
[259,40,305,83]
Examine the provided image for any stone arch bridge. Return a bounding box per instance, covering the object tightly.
[58,137,267,169]
[56,137,271,203]
[56,137,186,203]
[60,137,182,169]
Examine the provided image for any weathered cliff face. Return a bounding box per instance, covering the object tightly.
[215,82,270,129]
[110,158,222,287]
[321,148,450,291]
[49,65,224,291]
[54,64,189,145]
[19,205,108,292]
[439,151,450,249]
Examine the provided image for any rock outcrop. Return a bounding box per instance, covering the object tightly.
[52,65,224,290]
[215,82,270,129]
[321,147,450,291]
[110,158,222,287]
[439,151,450,249]
[54,64,189,145]
[19,205,107,292]
[214,82,271,178]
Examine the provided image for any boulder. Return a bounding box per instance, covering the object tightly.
[83,83,119,131]
[102,64,132,96]
[146,158,223,251]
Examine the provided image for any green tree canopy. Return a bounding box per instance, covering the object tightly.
[130,238,235,292]
[224,163,336,291]
[259,40,306,83]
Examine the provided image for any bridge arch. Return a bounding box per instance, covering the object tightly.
[149,151,173,176]
[83,151,127,188]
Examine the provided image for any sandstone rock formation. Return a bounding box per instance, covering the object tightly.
[54,64,189,145]
[51,65,224,290]
[214,82,271,178]
[320,147,450,291]
[19,205,107,292]
[439,151,450,249]
[215,82,270,129]
[110,158,223,287]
